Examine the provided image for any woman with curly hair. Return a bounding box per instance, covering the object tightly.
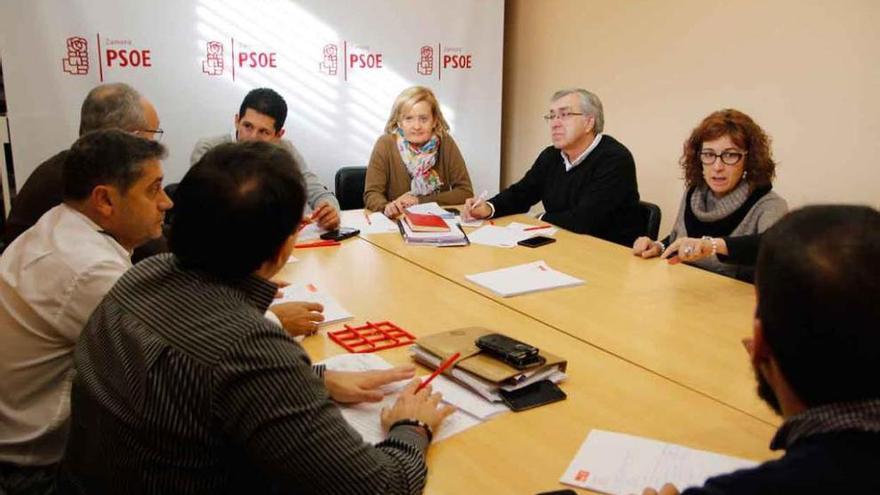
[632,109,787,281]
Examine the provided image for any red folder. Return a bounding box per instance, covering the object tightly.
[403,211,450,232]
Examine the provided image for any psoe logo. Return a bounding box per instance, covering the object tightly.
[62,36,90,75]
[319,44,338,76]
[202,41,224,76]
[417,45,433,76]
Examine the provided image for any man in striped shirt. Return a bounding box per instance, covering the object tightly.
[58,141,453,494]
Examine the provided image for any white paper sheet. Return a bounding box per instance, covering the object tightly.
[296,222,327,242]
[405,202,456,218]
[560,430,759,494]
[341,210,399,234]
[270,283,352,326]
[465,260,584,297]
[467,222,559,248]
[317,354,484,444]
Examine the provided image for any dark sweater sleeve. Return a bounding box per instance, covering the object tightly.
[488,153,548,218]
[2,151,66,246]
[214,328,428,495]
[541,146,638,235]
[717,234,761,265]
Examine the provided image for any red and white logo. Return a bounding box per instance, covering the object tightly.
[202,41,224,76]
[417,45,433,76]
[62,36,90,75]
[319,44,338,75]
[442,47,473,70]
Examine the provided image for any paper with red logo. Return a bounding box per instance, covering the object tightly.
[560,430,757,494]
[270,283,352,327]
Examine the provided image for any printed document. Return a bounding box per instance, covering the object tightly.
[270,283,352,326]
[560,430,758,494]
[465,260,584,297]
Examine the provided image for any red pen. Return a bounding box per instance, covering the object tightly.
[295,240,341,248]
[524,224,552,231]
[417,352,461,392]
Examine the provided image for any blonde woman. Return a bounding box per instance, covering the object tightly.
[364,86,473,217]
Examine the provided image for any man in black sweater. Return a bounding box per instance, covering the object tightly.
[463,88,641,246]
[643,205,880,495]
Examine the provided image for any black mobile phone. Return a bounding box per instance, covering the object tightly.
[517,235,556,248]
[476,333,546,369]
[500,380,567,412]
[535,490,577,495]
[320,227,360,241]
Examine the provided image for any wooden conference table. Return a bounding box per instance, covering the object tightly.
[351,211,777,425]
[278,237,776,495]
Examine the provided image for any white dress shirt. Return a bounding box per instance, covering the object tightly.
[0,204,131,466]
[562,133,604,172]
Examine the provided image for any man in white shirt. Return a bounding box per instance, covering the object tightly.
[0,130,173,492]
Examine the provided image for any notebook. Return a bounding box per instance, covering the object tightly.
[465,260,584,297]
[403,210,450,232]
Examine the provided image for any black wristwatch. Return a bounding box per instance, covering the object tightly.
[389,418,434,442]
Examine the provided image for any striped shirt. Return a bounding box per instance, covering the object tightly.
[57,254,428,494]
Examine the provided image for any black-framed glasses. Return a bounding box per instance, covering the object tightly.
[700,150,746,166]
[137,128,164,142]
[543,111,584,122]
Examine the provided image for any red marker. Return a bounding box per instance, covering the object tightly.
[523,224,552,231]
[417,352,461,392]
[295,240,341,248]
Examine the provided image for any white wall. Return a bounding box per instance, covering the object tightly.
[503,0,880,235]
[0,0,503,198]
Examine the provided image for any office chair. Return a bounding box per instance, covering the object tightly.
[334,166,367,210]
[638,200,662,240]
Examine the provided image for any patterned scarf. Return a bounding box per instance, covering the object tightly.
[396,128,442,196]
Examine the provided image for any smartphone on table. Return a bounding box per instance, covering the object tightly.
[320,227,360,241]
[517,235,556,248]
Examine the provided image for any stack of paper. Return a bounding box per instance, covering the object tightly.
[560,430,759,494]
[411,344,566,403]
[318,353,491,444]
[399,217,468,246]
[465,260,584,297]
[270,283,352,326]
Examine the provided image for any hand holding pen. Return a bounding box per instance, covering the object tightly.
[463,190,491,221]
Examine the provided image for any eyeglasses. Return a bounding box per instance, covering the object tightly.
[700,150,746,166]
[137,128,164,142]
[543,111,584,122]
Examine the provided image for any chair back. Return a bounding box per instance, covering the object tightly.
[335,167,367,210]
[639,200,662,240]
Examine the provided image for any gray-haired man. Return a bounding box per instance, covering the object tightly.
[464,88,642,246]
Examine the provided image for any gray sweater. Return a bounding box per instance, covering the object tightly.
[191,134,339,212]
[667,187,787,279]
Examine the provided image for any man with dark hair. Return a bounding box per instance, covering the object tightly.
[0,130,172,492]
[1,83,162,250]
[643,205,880,495]
[59,141,452,494]
[463,88,642,246]
[191,87,341,230]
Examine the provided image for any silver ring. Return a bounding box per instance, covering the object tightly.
[683,246,693,256]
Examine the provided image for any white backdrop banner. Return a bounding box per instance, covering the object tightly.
[0,0,503,199]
